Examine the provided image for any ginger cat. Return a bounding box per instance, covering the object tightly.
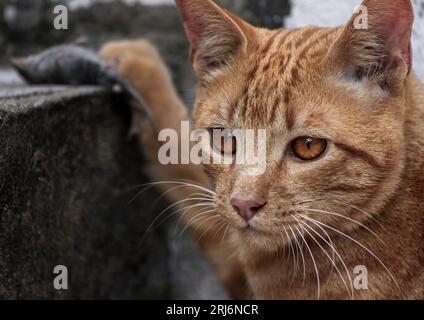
[100,0,424,300]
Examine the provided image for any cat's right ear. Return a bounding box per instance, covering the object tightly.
[330,0,414,90]
[175,0,255,78]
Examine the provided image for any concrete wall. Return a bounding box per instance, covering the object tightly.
[0,86,168,298]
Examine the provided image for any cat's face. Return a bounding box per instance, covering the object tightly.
[177,0,413,252]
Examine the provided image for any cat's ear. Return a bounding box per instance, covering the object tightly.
[332,0,414,87]
[175,0,255,78]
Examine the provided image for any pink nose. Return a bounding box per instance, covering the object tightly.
[231,196,266,222]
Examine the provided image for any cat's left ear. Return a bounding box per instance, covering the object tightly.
[175,0,256,78]
[331,0,414,88]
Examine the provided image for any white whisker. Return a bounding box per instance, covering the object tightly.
[128,180,216,205]
[294,216,354,299]
[299,213,404,298]
[303,208,384,244]
[294,224,321,299]
[179,209,218,237]
[196,215,223,242]
[282,226,297,283]
[288,225,306,283]
[142,197,214,244]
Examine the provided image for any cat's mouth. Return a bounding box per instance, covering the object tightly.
[234,219,300,242]
[240,225,271,236]
[238,221,290,239]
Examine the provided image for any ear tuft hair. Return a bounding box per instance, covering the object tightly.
[334,0,414,87]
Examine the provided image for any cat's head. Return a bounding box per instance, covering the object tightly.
[176,0,413,252]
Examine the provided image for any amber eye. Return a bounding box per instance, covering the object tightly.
[290,137,328,161]
[211,129,237,156]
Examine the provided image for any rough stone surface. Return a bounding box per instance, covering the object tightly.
[0,86,169,299]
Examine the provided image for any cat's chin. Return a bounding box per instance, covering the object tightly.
[234,227,285,252]
[240,226,272,237]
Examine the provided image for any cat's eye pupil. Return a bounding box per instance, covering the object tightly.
[305,137,313,150]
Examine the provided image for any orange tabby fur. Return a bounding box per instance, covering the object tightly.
[100,0,424,299]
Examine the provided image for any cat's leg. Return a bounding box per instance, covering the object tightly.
[99,40,247,299]
[100,39,190,169]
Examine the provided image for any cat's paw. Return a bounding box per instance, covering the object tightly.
[99,39,187,142]
[100,40,160,65]
[99,40,173,102]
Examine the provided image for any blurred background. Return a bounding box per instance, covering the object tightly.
[0,0,291,99]
[0,0,423,300]
[1,0,423,88]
